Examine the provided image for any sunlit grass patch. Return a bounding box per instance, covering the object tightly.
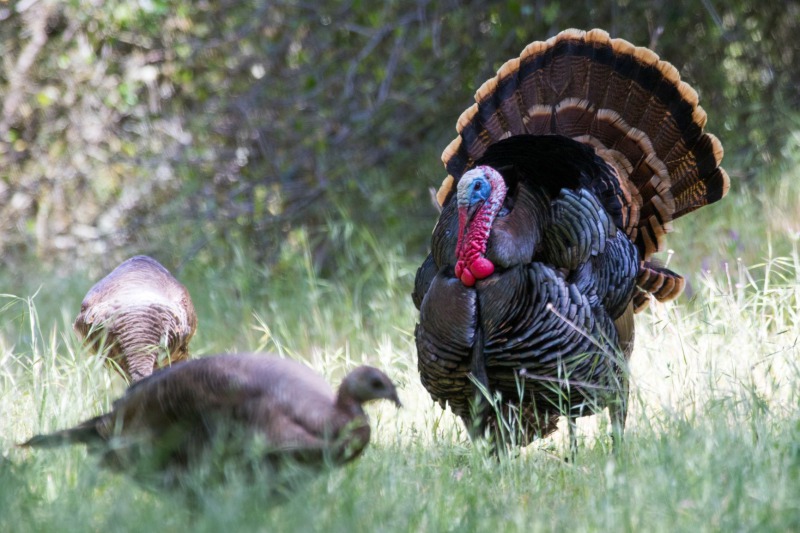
[2,231,800,531]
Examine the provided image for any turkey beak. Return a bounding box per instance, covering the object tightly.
[389,390,402,408]
[466,200,484,224]
[460,201,484,239]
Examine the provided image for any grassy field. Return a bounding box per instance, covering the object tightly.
[2,161,800,532]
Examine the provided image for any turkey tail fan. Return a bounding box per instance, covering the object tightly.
[437,28,729,309]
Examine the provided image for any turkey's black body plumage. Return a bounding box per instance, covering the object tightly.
[414,136,638,442]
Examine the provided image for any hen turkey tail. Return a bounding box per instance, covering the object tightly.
[18,416,105,449]
[436,28,729,309]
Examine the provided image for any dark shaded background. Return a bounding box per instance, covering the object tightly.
[1,0,798,276]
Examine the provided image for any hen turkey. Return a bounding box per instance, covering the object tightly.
[75,255,197,382]
[19,353,401,486]
[412,29,729,447]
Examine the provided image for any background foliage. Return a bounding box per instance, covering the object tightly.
[1,0,799,277]
[2,2,800,530]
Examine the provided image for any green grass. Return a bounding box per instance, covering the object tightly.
[2,172,800,531]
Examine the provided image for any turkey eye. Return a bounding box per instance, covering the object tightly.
[474,182,481,191]
[370,378,383,389]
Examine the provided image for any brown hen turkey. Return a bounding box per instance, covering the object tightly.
[412,29,729,449]
[74,255,197,382]
[19,353,401,486]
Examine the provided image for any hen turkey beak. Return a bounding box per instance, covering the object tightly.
[389,391,402,408]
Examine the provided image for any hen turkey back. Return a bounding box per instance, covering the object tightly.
[413,29,729,447]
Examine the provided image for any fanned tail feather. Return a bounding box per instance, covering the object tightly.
[633,261,686,312]
[437,28,729,309]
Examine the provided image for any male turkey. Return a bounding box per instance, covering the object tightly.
[412,29,729,448]
[19,353,401,486]
[74,255,197,382]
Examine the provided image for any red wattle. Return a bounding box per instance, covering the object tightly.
[455,261,464,278]
[460,269,476,287]
[470,257,495,279]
